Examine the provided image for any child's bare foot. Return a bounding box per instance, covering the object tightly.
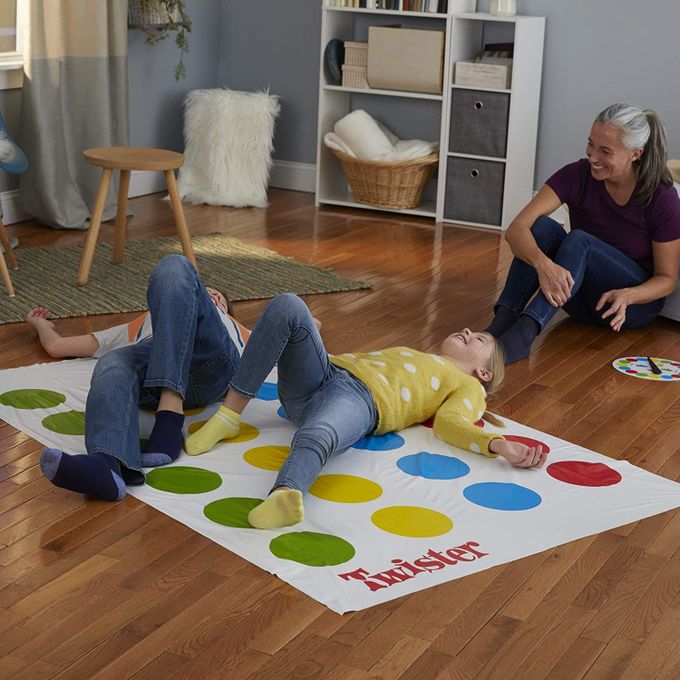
[26,308,55,331]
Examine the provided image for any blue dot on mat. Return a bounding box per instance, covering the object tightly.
[352,432,405,451]
[256,383,278,401]
[277,405,290,421]
[397,452,470,480]
[463,482,542,511]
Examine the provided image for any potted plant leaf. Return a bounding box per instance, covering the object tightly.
[128,0,192,80]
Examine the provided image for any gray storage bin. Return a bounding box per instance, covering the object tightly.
[448,89,510,158]
[444,157,505,226]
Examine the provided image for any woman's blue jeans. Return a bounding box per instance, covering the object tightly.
[85,255,241,483]
[229,293,377,494]
[496,216,664,330]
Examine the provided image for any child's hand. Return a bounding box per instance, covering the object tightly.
[489,438,547,469]
[26,307,55,330]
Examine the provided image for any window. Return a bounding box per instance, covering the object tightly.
[0,0,22,90]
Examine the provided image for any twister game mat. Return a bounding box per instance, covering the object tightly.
[2,359,680,614]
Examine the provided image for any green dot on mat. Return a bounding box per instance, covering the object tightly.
[146,466,222,494]
[0,389,66,410]
[204,497,262,528]
[42,411,86,435]
[269,531,356,567]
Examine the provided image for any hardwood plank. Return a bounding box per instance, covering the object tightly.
[545,636,605,680]
[363,634,430,679]
[1,189,680,679]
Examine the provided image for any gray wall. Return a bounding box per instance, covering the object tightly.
[4,0,679,197]
[478,0,680,183]
[218,0,680,185]
[128,0,222,150]
[217,0,321,164]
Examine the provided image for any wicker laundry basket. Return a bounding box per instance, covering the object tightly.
[332,149,439,210]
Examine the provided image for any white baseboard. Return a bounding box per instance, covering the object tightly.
[129,160,316,197]
[129,171,167,198]
[1,161,317,226]
[0,189,28,225]
[269,160,316,193]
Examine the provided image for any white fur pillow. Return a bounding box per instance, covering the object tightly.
[178,89,280,208]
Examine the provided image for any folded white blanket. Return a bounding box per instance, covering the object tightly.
[334,109,394,159]
[325,109,438,162]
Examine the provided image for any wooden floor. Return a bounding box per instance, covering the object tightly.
[2,189,680,679]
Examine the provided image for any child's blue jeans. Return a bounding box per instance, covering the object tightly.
[229,293,378,494]
[85,255,240,482]
[496,216,664,330]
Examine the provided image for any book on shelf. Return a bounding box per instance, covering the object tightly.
[326,0,441,11]
[403,0,444,11]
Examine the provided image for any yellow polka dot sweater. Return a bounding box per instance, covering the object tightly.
[330,347,502,457]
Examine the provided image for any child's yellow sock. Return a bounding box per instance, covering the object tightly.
[184,405,240,455]
[248,488,304,529]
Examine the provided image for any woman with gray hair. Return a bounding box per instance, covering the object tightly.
[486,103,680,363]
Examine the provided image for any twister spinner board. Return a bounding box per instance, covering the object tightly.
[612,356,680,381]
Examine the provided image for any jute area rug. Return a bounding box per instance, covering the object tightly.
[0,233,370,324]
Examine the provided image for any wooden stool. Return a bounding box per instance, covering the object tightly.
[0,217,17,297]
[77,146,197,286]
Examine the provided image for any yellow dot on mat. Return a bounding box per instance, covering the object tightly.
[184,406,206,417]
[371,506,453,538]
[187,420,260,444]
[243,445,290,471]
[309,474,383,503]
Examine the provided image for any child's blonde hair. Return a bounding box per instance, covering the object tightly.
[480,337,505,427]
[483,336,505,396]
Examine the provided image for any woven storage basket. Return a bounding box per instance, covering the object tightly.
[332,149,439,209]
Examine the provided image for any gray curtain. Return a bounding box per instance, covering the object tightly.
[19,0,129,229]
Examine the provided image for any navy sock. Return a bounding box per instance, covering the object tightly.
[485,305,519,338]
[141,410,185,467]
[40,449,126,501]
[499,315,541,364]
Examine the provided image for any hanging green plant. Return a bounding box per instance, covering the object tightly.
[128,0,192,81]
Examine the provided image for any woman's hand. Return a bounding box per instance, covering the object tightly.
[536,259,574,307]
[489,438,547,469]
[596,288,630,332]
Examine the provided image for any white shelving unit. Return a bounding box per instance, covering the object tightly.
[316,2,545,229]
[316,0,476,219]
[437,13,545,229]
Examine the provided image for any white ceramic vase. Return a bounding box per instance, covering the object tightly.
[490,0,517,16]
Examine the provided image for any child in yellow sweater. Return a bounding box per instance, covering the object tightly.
[186,293,546,528]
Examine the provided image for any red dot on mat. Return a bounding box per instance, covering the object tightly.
[625,357,637,362]
[421,418,434,429]
[547,461,622,487]
[625,370,637,374]
[503,435,550,454]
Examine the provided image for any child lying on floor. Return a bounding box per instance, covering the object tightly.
[185,293,547,530]
[26,285,239,359]
[35,256,249,502]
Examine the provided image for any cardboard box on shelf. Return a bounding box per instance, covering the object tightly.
[454,58,513,89]
[367,26,445,94]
